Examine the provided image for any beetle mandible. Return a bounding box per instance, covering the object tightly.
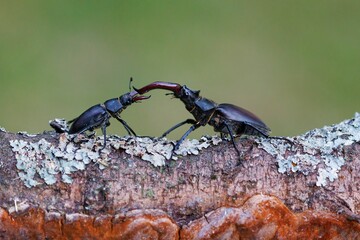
[134,82,270,160]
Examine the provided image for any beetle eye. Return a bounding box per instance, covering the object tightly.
[181,88,189,96]
[120,95,131,104]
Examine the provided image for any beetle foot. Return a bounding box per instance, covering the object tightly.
[87,132,96,138]
[236,157,244,167]
[234,150,244,166]
[164,159,174,173]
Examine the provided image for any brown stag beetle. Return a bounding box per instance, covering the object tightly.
[51,78,150,149]
[134,82,270,161]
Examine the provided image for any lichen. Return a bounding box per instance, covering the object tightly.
[10,120,223,188]
[12,113,360,188]
[112,135,222,166]
[17,131,37,137]
[9,135,102,188]
[257,112,360,187]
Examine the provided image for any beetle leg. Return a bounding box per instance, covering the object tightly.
[119,118,137,136]
[220,133,227,140]
[100,120,108,150]
[223,122,242,164]
[173,122,202,152]
[162,119,197,138]
[112,113,137,136]
[86,131,96,138]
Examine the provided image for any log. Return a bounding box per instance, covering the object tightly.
[0,113,360,239]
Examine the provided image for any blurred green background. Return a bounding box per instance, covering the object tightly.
[1,1,359,139]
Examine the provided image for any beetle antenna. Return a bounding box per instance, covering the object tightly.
[165,92,175,99]
[129,77,133,91]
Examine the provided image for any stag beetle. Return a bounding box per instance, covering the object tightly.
[52,79,150,149]
[134,82,270,159]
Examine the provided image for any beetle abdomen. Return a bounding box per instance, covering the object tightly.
[215,103,270,137]
[68,104,109,134]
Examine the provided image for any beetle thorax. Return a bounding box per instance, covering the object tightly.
[178,86,218,123]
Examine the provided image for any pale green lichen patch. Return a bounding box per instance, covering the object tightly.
[10,121,223,187]
[47,118,222,167]
[10,134,111,188]
[258,113,360,187]
[17,131,37,137]
[111,135,222,167]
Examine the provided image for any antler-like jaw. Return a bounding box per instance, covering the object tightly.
[133,95,151,101]
[134,81,182,97]
[128,90,151,102]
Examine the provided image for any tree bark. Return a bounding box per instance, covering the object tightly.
[0,114,360,239]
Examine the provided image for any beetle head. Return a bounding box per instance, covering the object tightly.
[120,90,150,106]
[178,85,200,102]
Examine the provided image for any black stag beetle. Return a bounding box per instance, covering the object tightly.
[51,79,150,149]
[134,82,271,161]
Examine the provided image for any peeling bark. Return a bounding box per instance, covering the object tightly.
[0,114,360,239]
